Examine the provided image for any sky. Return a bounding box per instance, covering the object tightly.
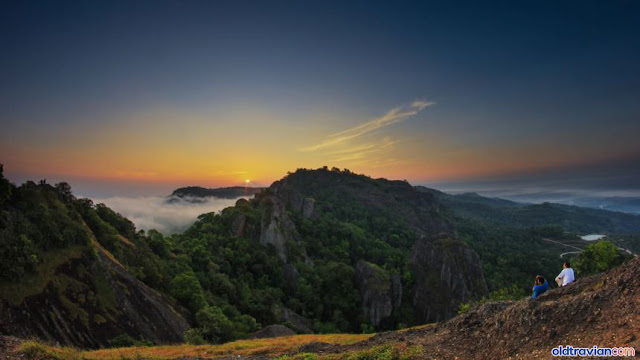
[1,0,640,197]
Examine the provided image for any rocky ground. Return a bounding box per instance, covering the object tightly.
[0,336,21,359]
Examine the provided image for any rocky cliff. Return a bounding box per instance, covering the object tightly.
[411,235,488,322]
[355,260,402,327]
[258,195,300,263]
[0,240,189,348]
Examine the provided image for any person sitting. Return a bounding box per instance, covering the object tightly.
[532,275,548,298]
[555,261,575,287]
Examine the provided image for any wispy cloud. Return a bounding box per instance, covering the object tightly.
[333,138,397,162]
[301,100,434,152]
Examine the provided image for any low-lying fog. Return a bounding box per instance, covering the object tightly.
[91,195,244,234]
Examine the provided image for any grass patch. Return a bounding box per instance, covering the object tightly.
[16,334,427,360]
[17,340,82,360]
[83,334,373,359]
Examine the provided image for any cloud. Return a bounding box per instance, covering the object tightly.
[91,195,244,234]
[300,100,433,152]
[332,138,397,162]
[411,100,433,110]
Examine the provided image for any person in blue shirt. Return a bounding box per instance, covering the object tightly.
[532,275,548,298]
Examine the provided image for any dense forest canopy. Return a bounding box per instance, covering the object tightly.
[1,165,637,346]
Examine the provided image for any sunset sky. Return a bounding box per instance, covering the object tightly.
[2,1,640,197]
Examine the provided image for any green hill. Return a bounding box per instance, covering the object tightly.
[0,166,487,348]
[0,166,189,348]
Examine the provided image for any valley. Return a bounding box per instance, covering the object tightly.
[1,166,638,359]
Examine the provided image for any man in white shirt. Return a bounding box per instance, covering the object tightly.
[555,262,575,286]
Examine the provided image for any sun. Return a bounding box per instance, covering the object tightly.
[245,179,250,184]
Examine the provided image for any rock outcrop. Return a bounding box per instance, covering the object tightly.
[411,235,488,323]
[301,197,315,218]
[259,195,300,263]
[269,182,315,219]
[354,260,402,327]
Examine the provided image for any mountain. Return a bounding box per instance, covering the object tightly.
[264,168,488,324]
[0,166,488,349]
[172,167,487,334]
[170,186,264,199]
[417,186,640,234]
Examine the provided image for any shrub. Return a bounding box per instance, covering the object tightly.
[108,334,137,348]
[457,301,471,315]
[183,328,206,345]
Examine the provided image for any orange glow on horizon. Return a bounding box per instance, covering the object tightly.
[2,104,626,190]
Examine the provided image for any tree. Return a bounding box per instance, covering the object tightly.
[195,306,234,343]
[0,164,13,204]
[54,182,74,202]
[574,240,627,275]
[170,272,207,311]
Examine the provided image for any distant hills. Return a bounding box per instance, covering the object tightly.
[170,182,640,234]
[566,196,640,214]
[416,186,640,234]
[170,186,264,199]
[480,191,640,214]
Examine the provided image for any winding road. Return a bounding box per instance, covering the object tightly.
[542,238,585,258]
[542,237,637,258]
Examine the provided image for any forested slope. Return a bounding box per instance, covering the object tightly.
[0,166,487,347]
